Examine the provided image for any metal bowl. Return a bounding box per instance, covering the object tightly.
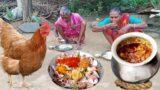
[111,54,160,83]
[48,51,103,89]
[111,32,160,83]
[48,44,73,52]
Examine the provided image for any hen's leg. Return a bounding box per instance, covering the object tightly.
[8,75,19,89]
[8,75,13,88]
[21,76,32,88]
[12,76,32,88]
[1,56,20,88]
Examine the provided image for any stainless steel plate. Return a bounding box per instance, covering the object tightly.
[48,51,103,89]
[49,44,73,52]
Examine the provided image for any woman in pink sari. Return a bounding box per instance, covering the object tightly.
[55,6,86,48]
[92,7,148,45]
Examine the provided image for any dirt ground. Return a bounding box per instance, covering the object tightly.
[0,16,160,90]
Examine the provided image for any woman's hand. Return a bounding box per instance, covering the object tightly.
[76,41,82,50]
[108,23,118,29]
[118,24,131,34]
[56,37,66,43]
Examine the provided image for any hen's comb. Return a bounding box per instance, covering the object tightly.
[41,21,51,31]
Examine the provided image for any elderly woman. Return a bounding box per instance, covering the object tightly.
[92,7,148,45]
[54,6,86,48]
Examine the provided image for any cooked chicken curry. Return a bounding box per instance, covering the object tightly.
[117,37,152,63]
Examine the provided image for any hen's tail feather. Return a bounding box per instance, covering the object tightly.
[0,18,4,47]
[0,18,10,32]
[0,18,22,47]
[0,18,6,28]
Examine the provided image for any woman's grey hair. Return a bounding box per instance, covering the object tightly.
[60,6,71,16]
[110,7,122,15]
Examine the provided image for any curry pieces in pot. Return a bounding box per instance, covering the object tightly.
[117,37,152,63]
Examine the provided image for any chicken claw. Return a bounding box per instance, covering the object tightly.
[21,77,32,88]
[21,82,32,88]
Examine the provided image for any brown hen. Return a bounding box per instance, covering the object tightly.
[0,18,51,88]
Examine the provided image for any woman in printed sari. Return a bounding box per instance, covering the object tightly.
[92,7,148,45]
[55,6,86,49]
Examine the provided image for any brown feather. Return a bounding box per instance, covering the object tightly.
[2,56,19,75]
[0,18,48,77]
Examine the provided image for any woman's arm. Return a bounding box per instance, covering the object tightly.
[55,26,66,40]
[128,16,148,29]
[92,25,106,32]
[119,22,148,34]
[129,22,148,29]
[92,17,111,32]
[77,20,86,44]
[92,23,118,32]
